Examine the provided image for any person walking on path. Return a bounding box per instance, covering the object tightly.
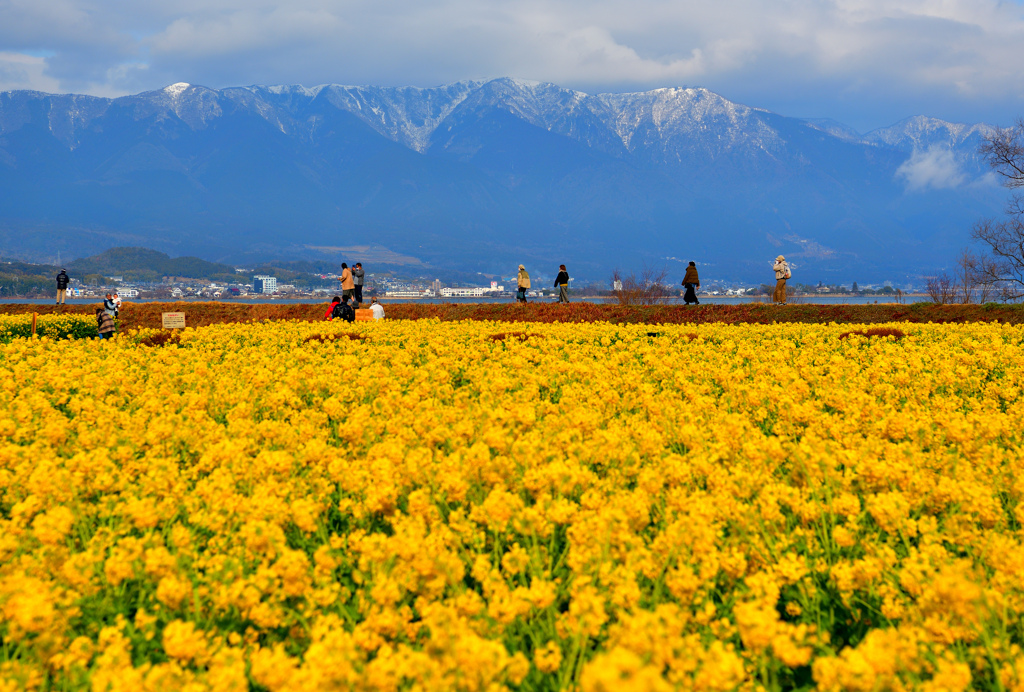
[370,297,385,320]
[352,263,365,305]
[325,296,341,320]
[96,308,115,339]
[773,255,791,305]
[554,265,570,303]
[339,263,355,303]
[682,262,700,305]
[55,269,69,305]
[516,265,531,303]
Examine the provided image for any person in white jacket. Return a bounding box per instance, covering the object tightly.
[773,255,791,305]
[369,298,385,320]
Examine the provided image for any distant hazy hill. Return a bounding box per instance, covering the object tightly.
[0,79,1006,283]
[67,247,237,281]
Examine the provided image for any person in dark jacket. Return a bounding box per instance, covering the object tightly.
[554,265,570,303]
[96,309,115,339]
[55,269,70,305]
[103,293,118,318]
[330,295,356,323]
[325,296,341,320]
[352,263,365,305]
[682,262,700,305]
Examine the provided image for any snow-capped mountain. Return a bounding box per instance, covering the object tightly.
[0,79,1005,281]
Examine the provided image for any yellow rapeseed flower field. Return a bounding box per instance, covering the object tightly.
[1,319,1023,691]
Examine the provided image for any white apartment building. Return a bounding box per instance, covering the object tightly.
[253,275,277,294]
[440,287,486,297]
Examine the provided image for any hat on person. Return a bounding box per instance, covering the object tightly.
[518,264,525,269]
[776,255,785,261]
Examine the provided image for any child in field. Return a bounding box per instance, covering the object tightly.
[325,296,341,320]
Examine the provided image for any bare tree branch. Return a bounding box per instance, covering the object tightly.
[610,264,671,305]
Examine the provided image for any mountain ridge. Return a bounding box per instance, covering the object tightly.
[0,78,1005,282]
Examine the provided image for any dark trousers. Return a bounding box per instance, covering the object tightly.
[517,288,527,302]
[354,285,363,304]
[684,283,698,304]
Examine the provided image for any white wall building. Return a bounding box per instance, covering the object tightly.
[440,287,486,297]
[253,275,277,294]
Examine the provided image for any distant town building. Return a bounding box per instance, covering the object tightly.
[431,279,443,294]
[385,289,433,298]
[441,287,486,297]
[253,275,277,294]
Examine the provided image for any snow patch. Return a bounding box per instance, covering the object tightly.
[164,83,190,97]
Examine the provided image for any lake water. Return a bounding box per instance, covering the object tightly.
[4,295,931,306]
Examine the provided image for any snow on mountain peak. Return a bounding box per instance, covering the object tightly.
[164,83,191,98]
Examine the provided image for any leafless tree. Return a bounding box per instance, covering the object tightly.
[970,218,1024,301]
[611,265,671,305]
[974,121,1024,300]
[949,247,998,303]
[926,274,955,304]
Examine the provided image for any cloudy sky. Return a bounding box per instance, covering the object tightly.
[3,0,1024,132]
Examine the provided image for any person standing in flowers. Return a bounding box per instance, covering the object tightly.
[103,293,118,319]
[773,255,790,305]
[55,269,69,305]
[516,265,530,303]
[682,261,700,305]
[339,263,355,303]
[95,308,115,339]
[554,264,570,303]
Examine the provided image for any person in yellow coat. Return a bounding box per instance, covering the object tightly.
[516,265,530,303]
[773,255,791,305]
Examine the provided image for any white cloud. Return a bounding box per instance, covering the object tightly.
[0,52,61,92]
[4,0,1024,128]
[896,146,967,190]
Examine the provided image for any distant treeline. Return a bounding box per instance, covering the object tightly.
[0,259,56,296]
[66,247,239,283]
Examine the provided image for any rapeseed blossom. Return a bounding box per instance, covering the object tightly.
[0,319,1022,690]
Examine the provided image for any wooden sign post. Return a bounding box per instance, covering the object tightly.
[162,312,186,329]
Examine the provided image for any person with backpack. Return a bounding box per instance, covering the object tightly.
[325,296,341,320]
[55,269,70,305]
[773,255,791,305]
[330,295,356,323]
[682,262,700,305]
[554,265,570,303]
[516,265,530,303]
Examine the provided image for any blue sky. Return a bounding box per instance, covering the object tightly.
[3,0,1024,132]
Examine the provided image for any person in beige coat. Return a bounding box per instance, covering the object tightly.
[773,255,791,305]
[516,265,531,303]
[339,263,355,302]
